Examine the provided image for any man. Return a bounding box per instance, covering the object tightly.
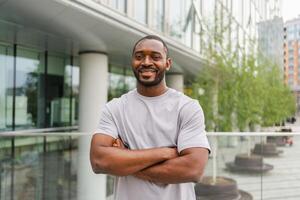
[90,35,210,200]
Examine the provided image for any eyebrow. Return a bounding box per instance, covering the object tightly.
[134,50,163,55]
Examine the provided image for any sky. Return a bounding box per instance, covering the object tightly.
[282,0,300,22]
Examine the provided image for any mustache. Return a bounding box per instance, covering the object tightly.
[137,65,159,72]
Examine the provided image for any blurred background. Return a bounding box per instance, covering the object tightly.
[0,0,300,199]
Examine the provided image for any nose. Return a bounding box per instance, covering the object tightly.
[142,55,152,66]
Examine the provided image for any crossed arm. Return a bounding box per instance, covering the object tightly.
[90,133,209,184]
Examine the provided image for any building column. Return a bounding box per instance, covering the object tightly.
[166,72,184,92]
[77,52,108,200]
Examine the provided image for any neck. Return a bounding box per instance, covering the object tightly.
[137,81,168,97]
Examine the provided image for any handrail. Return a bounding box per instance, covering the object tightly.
[207,131,300,136]
[1,130,300,137]
[0,126,78,136]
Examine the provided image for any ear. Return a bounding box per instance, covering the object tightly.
[166,58,172,71]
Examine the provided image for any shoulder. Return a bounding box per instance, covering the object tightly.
[168,88,201,111]
[105,89,136,110]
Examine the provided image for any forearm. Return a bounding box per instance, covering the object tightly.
[90,146,176,176]
[135,149,208,184]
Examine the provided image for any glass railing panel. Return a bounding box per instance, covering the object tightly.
[261,135,300,200]
[200,135,264,200]
[0,135,79,200]
[13,136,45,200]
[42,135,78,200]
[1,132,300,200]
[0,137,13,200]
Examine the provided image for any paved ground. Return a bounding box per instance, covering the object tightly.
[204,120,300,200]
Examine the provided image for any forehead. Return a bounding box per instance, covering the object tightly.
[134,39,166,54]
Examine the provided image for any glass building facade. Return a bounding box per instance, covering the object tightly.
[0,43,136,200]
[284,16,300,111]
[97,0,281,58]
[0,44,80,132]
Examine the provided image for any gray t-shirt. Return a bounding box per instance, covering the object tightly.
[96,88,210,200]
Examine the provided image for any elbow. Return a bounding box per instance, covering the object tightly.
[189,168,204,182]
[90,156,130,176]
[91,159,106,174]
[90,155,109,174]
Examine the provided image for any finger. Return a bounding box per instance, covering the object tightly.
[112,143,118,147]
[112,139,119,147]
[116,139,126,148]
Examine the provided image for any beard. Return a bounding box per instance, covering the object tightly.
[133,65,166,87]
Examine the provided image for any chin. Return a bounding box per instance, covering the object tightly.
[135,72,165,87]
[138,79,162,87]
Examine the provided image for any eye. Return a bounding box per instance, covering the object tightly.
[152,54,162,61]
[135,53,144,60]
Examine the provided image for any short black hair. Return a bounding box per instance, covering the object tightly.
[132,35,169,58]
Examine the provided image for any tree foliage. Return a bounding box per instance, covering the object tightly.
[192,48,296,131]
[190,5,296,132]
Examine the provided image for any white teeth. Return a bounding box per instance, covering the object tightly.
[139,68,157,72]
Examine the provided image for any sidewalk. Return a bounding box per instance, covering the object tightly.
[205,134,300,199]
[262,115,300,132]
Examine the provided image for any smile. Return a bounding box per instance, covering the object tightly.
[138,68,158,73]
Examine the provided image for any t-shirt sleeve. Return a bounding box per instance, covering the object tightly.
[94,105,118,139]
[177,100,211,153]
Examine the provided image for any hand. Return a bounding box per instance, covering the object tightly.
[112,138,126,149]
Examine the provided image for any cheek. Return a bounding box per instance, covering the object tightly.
[132,61,141,68]
[156,63,167,70]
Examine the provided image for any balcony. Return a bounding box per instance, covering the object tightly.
[0,131,299,200]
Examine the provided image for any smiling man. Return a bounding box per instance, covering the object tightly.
[90,35,210,200]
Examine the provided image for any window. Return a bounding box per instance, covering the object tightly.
[168,0,192,43]
[0,44,13,131]
[108,65,135,101]
[0,44,79,131]
[202,0,215,20]
[133,0,147,24]
[288,66,294,75]
[168,0,183,39]
[125,69,136,91]
[110,0,126,13]
[15,47,45,129]
[47,53,74,127]
[152,0,164,32]
[71,59,80,126]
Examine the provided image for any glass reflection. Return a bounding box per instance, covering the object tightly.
[47,54,72,127]
[15,47,45,129]
[0,136,13,200]
[14,136,44,199]
[1,45,79,131]
[125,69,136,91]
[0,44,13,131]
[71,59,79,126]
[108,66,136,101]
[0,136,78,200]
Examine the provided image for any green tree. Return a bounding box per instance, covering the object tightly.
[190,4,296,132]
